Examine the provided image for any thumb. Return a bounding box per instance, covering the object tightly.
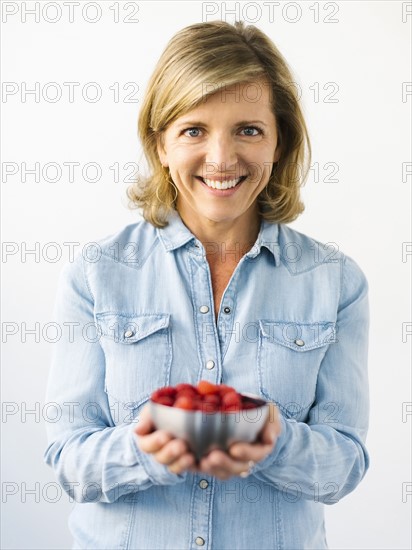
[260,404,281,445]
[134,403,155,436]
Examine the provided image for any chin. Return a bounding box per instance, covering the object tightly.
[199,207,237,222]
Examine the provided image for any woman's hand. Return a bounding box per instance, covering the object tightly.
[192,403,282,480]
[134,402,281,480]
[134,404,196,474]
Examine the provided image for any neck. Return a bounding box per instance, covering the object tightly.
[177,206,261,265]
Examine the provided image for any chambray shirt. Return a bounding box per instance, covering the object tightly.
[44,209,370,550]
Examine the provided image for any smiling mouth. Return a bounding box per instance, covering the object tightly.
[195,175,247,190]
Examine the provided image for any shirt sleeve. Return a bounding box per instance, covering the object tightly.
[43,254,187,504]
[251,254,370,504]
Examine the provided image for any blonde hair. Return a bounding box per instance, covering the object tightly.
[127,20,311,227]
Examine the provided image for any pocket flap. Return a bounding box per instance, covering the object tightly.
[258,320,336,351]
[96,313,170,343]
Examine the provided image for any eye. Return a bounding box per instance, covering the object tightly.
[240,126,263,137]
[182,127,202,138]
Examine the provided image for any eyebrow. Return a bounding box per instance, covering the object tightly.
[175,120,268,128]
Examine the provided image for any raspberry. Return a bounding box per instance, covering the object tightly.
[155,386,177,398]
[197,380,219,395]
[174,396,195,410]
[175,388,198,399]
[200,393,221,412]
[153,395,175,407]
[151,382,261,412]
[176,383,197,393]
[218,384,236,396]
[222,391,241,409]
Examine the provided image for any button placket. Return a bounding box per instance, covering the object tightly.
[213,259,243,356]
[188,254,217,550]
[189,254,221,377]
[216,295,236,357]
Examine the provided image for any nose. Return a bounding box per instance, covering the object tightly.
[204,133,238,177]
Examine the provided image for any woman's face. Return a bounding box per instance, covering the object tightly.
[157,80,280,231]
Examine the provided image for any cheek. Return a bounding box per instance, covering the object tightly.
[171,151,200,173]
[248,161,273,184]
[243,146,275,178]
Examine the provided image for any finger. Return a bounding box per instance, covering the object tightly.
[134,404,155,436]
[136,429,174,453]
[229,404,281,462]
[199,450,250,479]
[167,452,196,474]
[153,438,191,465]
[228,440,274,463]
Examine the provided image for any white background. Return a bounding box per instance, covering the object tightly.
[1,1,411,548]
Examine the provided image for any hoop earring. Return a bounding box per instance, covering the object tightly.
[156,167,178,205]
[167,169,178,203]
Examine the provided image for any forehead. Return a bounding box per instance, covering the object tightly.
[175,80,274,122]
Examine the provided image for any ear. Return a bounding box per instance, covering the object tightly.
[156,135,169,168]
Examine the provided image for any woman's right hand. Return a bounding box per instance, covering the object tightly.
[133,404,196,474]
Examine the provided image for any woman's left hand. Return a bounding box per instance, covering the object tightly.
[192,403,282,480]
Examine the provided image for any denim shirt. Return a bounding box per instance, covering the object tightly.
[44,210,370,550]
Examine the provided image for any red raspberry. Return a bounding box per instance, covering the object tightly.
[155,386,177,398]
[176,388,198,399]
[174,396,195,410]
[153,395,174,407]
[197,380,219,395]
[218,384,236,396]
[151,383,260,412]
[176,383,197,393]
[200,393,221,412]
[222,391,241,410]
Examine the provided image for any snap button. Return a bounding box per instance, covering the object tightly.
[199,305,209,314]
[223,306,231,314]
[195,537,205,546]
[205,360,215,370]
[199,479,209,489]
[124,330,134,338]
[294,339,305,347]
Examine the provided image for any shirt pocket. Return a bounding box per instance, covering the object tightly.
[257,320,336,421]
[96,312,172,410]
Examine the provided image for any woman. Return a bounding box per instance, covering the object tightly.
[44,20,370,549]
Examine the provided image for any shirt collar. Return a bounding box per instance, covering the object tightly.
[156,209,281,266]
[156,209,196,251]
[245,218,280,265]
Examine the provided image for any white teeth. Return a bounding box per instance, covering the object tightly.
[203,177,242,190]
